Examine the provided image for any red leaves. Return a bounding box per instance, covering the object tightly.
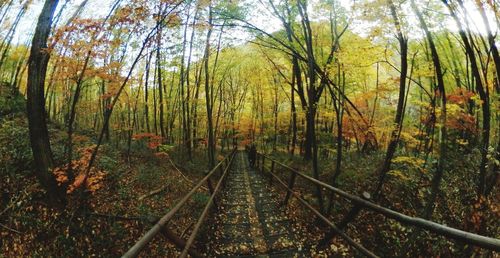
[447,88,476,105]
[447,113,477,133]
[132,133,163,149]
[446,89,478,134]
[240,138,253,146]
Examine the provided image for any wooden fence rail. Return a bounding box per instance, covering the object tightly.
[122,149,237,258]
[257,153,500,253]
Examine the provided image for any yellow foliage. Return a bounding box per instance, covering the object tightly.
[392,156,425,168]
[388,170,409,181]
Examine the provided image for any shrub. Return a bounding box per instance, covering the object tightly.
[0,82,25,118]
[0,118,33,175]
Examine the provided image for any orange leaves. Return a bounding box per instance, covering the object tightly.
[447,113,477,134]
[53,167,69,186]
[445,89,478,134]
[68,170,106,194]
[148,141,162,149]
[240,138,253,146]
[67,174,86,194]
[447,88,476,105]
[165,13,182,28]
[52,145,106,194]
[86,171,106,192]
[154,152,169,159]
[100,92,114,101]
[132,133,163,149]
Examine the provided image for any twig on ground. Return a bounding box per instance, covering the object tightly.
[0,223,21,234]
[165,154,207,191]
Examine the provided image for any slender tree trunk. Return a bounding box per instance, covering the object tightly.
[127,86,142,161]
[443,1,490,198]
[101,80,111,141]
[203,6,215,168]
[273,79,278,152]
[157,29,166,140]
[0,3,26,70]
[411,0,447,219]
[179,6,190,157]
[144,51,152,133]
[327,64,345,215]
[0,0,14,26]
[66,52,91,181]
[289,66,297,156]
[185,6,198,156]
[373,0,408,198]
[153,75,158,136]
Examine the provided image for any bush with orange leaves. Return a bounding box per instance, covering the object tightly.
[52,145,106,194]
[132,133,162,149]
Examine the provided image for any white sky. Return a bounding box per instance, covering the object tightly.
[6,0,499,48]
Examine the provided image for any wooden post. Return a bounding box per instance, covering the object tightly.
[160,226,204,258]
[261,155,265,174]
[319,192,371,247]
[206,173,217,210]
[283,170,297,206]
[219,163,225,178]
[269,160,275,186]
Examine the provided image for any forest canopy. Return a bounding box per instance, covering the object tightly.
[0,0,499,256]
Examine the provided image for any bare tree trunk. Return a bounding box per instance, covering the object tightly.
[26,0,65,205]
[411,0,447,219]
[442,1,490,198]
[179,5,191,157]
[144,51,153,133]
[0,3,26,70]
[203,5,215,167]
[185,5,199,156]
[373,0,408,198]
[157,26,166,140]
[66,52,91,181]
[289,62,297,156]
[273,78,278,152]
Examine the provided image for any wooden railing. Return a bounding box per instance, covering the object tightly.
[256,153,500,256]
[123,149,237,258]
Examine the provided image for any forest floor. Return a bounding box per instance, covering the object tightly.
[0,113,341,257]
[1,109,498,257]
[265,148,499,257]
[0,112,214,256]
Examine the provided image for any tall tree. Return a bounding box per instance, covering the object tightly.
[26,0,64,204]
[411,0,447,219]
[373,0,409,198]
[203,4,215,168]
[442,0,491,198]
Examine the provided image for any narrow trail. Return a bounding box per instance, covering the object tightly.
[208,151,306,257]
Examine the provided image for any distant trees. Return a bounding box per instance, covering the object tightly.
[0,1,495,241]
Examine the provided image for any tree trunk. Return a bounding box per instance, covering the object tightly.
[411,0,447,219]
[144,51,152,133]
[443,1,490,198]
[203,6,215,168]
[26,0,64,205]
[157,28,166,140]
[289,61,297,156]
[373,0,408,198]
